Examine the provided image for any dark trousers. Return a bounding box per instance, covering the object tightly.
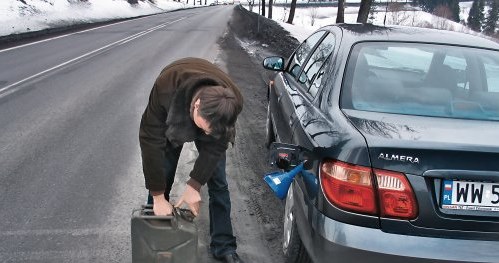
[147,142,237,258]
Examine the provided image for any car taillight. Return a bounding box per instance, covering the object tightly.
[320,160,378,215]
[320,159,418,220]
[375,169,418,219]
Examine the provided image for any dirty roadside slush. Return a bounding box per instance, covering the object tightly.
[170,6,300,263]
[209,6,299,263]
[220,7,298,263]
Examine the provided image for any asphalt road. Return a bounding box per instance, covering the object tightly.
[0,6,286,263]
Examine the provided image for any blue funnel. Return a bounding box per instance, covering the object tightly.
[264,163,304,200]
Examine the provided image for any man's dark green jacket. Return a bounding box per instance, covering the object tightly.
[139,57,243,193]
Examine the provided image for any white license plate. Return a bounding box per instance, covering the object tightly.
[442,180,499,212]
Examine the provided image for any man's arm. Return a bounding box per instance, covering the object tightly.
[175,138,228,216]
[189,138,228,185]
[139,83,173,215]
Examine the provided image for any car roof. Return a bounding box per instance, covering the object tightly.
[319,24,499,50]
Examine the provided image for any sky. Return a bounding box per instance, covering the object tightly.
[0,0,477,42]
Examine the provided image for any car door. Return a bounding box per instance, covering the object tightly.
[291,32,337,149]
[290,32,338,201]
[272,31,327,144]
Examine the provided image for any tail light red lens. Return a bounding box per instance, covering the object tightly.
[375,169,418,219]
[320,160,418,220]
[320,160,378,215]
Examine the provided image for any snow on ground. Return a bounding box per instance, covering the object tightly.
[0,0,197,37]
[243,1,479,42]
[0,0,484,43]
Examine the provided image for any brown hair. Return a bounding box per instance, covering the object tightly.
[191,85,242,139]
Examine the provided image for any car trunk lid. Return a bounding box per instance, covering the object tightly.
[343,109,499,235]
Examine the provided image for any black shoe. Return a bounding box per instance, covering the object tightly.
[217,253,244,263]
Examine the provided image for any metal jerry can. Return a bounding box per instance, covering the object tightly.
[131,205,198,263]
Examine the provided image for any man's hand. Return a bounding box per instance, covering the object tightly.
[175,184,201,217]
[152,194,174,216]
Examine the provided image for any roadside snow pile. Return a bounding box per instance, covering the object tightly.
[249,5,475,34]
[0,0,185,37]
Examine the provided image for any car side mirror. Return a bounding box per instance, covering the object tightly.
[263,56,285,71]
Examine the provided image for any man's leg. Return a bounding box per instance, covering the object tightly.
[147,144,183,204]
[206,153,237,258]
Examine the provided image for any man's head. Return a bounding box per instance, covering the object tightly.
[191,85,241,139]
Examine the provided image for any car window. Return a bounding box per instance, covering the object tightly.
[442,52,468,92]
[288,31,326,79]
[298,33,336,98]
[341,42,499,121]
[482,56,499,93]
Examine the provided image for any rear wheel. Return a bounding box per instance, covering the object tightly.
[265,102,275,148]
[283,183,311,263]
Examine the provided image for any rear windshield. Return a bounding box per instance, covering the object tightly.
[341,42,499,121]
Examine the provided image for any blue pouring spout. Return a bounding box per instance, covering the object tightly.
[263,163,304,200]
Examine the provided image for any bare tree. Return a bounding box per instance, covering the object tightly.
[412,6,417,26]
[337,0,345,23]
[309,7,318,26]
[369,1,376,22]
[268,0,273,19]
[282,7,289,22]
[388,2,411,25]
[287,0,297,24]
[433,4,453,29]
[246,0,255,12]
[262,0,266,16]
[357,0,373,23]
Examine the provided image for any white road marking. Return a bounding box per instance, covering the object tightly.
[0,17,187,96]
[0,227,128,236]
[0,249,115,261]
[0,14,159,54]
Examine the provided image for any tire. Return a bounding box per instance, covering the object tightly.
[283,183,311,263]
[265,102,275,149]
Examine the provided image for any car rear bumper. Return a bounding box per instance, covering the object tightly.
[294,191,499,262]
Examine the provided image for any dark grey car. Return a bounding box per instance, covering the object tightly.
[263,24,499,262]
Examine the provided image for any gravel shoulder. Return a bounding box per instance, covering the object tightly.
[201,6,299,263]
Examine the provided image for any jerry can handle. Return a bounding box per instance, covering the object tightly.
[132,205,178,229]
